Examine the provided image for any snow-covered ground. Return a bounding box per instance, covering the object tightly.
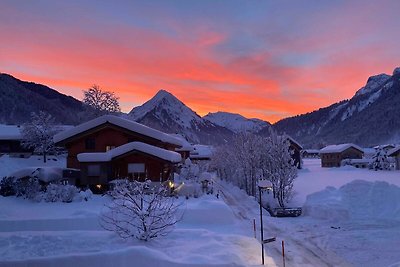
[1,157,400,266]
[0,194,266,267]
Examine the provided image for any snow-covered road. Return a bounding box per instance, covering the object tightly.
[215,179,351,267]
[214,159,400,267]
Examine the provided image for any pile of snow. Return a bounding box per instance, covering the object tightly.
[0,155,66,180]
[303,180,400,221]
[10,167,63,183]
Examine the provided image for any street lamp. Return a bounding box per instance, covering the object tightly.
[258,180,273,265]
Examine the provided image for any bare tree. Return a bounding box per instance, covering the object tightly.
[101,180,183,241]
[211,130,297,207]
[83,85,121,116]
[21,111,60,163]
[262,130,297,207]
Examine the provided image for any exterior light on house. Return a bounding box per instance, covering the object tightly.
[96,184,102,189]
[168,180,174,188]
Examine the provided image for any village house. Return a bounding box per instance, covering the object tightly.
[54,115,183,191]
[320,144,364,167]
[0,125,33,157]
[190,144,213,162]
[388,146,400,170]
[169,133,193,161]
[301,149,320,158]
[287,136,303,169]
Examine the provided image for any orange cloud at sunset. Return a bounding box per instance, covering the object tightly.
[0,1,399,123]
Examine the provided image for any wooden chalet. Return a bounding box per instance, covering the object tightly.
[190,144,213,162]
[54,115,183,190]
[287,136,303,169]
[388,146,400,170]
[320,144,363,167]
[0,125,33,157]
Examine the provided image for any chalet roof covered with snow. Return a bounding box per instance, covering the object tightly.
[0,125,74,140]
[388,146,400,156]
[320,143,363,154]
[53,115,182,147]
[169,134,193,152]
[77,141,182,163]
[0,125,22,140]
[287,136,303,150]
[190,144,213,159]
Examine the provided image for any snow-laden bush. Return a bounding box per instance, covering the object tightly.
[75,188,93,202]
[101,180,183,241]
[180,158,200,181]
[14,177,43,201]
[44,183,79,203]
[0,176,15,196]
[370,148,391,171]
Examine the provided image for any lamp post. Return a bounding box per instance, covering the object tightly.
[258,180,273,265]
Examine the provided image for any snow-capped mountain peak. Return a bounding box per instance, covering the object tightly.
[128,89,202,129]
[355,73,391,96]
[127,89,234,144]
[203,111,270,133]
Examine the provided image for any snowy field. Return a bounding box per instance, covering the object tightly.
[1,157,400,266]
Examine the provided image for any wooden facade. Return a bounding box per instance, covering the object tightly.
[388,147,400,170]
[288,138,303,169]
[0,139,33,157]
[79,151,175,186]
[54,117,182,190]
[59,123,178,169]
[321,147,363,167]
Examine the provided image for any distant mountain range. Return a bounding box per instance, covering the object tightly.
[0,73,88,124]
[274,67,400,147]
[1,67,400,147]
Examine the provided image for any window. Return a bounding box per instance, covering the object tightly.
[85,138,96,150]
[128,163,145,180]
[128,163,145,174]
[87,164,101,176]
[106,145,115,152]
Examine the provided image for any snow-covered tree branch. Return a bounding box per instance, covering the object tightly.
[211,130,298,207]
[101,180,183,241]
[21,111,60,163]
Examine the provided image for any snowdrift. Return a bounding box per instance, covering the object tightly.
[303,180,400,221]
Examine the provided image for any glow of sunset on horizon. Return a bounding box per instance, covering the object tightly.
[1,0,399,123]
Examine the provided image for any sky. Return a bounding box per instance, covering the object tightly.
[0,0,399,123]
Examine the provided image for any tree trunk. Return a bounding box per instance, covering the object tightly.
[43,152,47,163]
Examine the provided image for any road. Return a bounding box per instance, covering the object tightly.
[213,179,352,267]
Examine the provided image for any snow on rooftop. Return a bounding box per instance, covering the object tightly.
[190,145,213,159]
[320,143,363,154]
[169,134,193,152]
[54,115,182,147]
[0,125,74,140]
[388,146,400,156]
[287,136,303,149]
[0,125,22,140]
[77,141,181,163]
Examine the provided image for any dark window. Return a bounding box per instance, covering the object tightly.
[85,138,96,150]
